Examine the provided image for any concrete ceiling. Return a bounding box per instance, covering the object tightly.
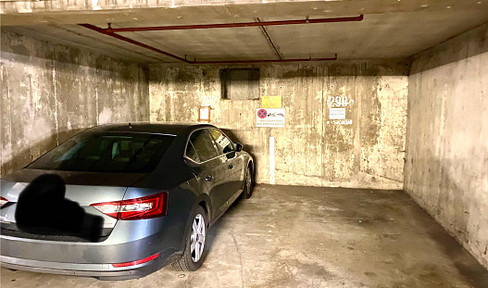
[2,0,488,63]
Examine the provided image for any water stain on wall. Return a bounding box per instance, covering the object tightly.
[0,30,149,176]
[405,23,488,269]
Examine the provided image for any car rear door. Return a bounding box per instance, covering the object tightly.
[208,128,244,201]
[185,129,229,217]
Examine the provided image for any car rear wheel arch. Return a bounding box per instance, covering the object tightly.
[178,197,210,250]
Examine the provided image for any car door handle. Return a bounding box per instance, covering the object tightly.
[205,175,213,182]
[228,164,233,169]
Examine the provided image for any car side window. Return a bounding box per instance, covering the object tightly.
[185,141,200,163]
[208,129,234,155]
[188,129,219,162]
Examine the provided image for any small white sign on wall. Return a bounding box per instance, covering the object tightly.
[329,108,346,120]
[198,106,211,122]
[256,108,285,128]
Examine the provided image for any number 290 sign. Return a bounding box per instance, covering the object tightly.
[256,108,285,128]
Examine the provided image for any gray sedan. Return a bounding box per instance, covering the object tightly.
[0,123,254,280]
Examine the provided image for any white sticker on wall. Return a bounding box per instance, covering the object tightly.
[329,108,346,119]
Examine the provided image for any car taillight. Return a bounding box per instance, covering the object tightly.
[90,192,168,220]
[112,253,160,268]
[0,197,8,208]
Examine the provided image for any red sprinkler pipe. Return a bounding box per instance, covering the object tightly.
[103,14,364,33]
[79,24,190,63]
[79,14,363,64]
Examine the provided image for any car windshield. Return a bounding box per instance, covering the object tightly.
[28,132,175,173]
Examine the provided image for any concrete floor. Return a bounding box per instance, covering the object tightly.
[1,185,488,288]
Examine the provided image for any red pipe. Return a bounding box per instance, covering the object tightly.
[79,14,364,64]
[79,24,190,63]
[104,14,363,33]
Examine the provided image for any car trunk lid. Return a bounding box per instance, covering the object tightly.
[0,169,147,241]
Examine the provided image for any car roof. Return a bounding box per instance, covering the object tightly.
[87,122,215,136]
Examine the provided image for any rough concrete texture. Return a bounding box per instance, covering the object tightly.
[0,29,149,176]
[2,0,488,24]
[405,23,488,269]
[149,61,408,189]
[2,185,488,287]
[2,1,488,63]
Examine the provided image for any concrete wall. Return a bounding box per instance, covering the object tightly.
[0,30,149,176]
[405,23,488,268]
[150,60,408,189]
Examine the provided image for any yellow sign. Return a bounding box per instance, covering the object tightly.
[261,96,281,108]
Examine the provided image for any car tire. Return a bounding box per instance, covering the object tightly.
[173,206,208,271]
[242,165,253,199]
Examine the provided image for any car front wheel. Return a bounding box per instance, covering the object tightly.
[242,165,253,199]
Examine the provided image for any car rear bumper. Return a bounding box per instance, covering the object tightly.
[0,215,187,280]
[0,248,181,280]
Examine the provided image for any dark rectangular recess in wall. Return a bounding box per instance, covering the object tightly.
[220,69,260,100]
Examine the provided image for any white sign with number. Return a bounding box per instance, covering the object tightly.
[329,108,346,120]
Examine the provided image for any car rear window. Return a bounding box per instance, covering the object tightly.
[28,133,175,173]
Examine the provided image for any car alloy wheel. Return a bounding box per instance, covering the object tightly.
[190,214,206,263]
[173,206,208,271]
[246,168,252,193]
[242,165,253,199]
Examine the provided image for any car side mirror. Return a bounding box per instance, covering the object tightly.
[234,142,243,152]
